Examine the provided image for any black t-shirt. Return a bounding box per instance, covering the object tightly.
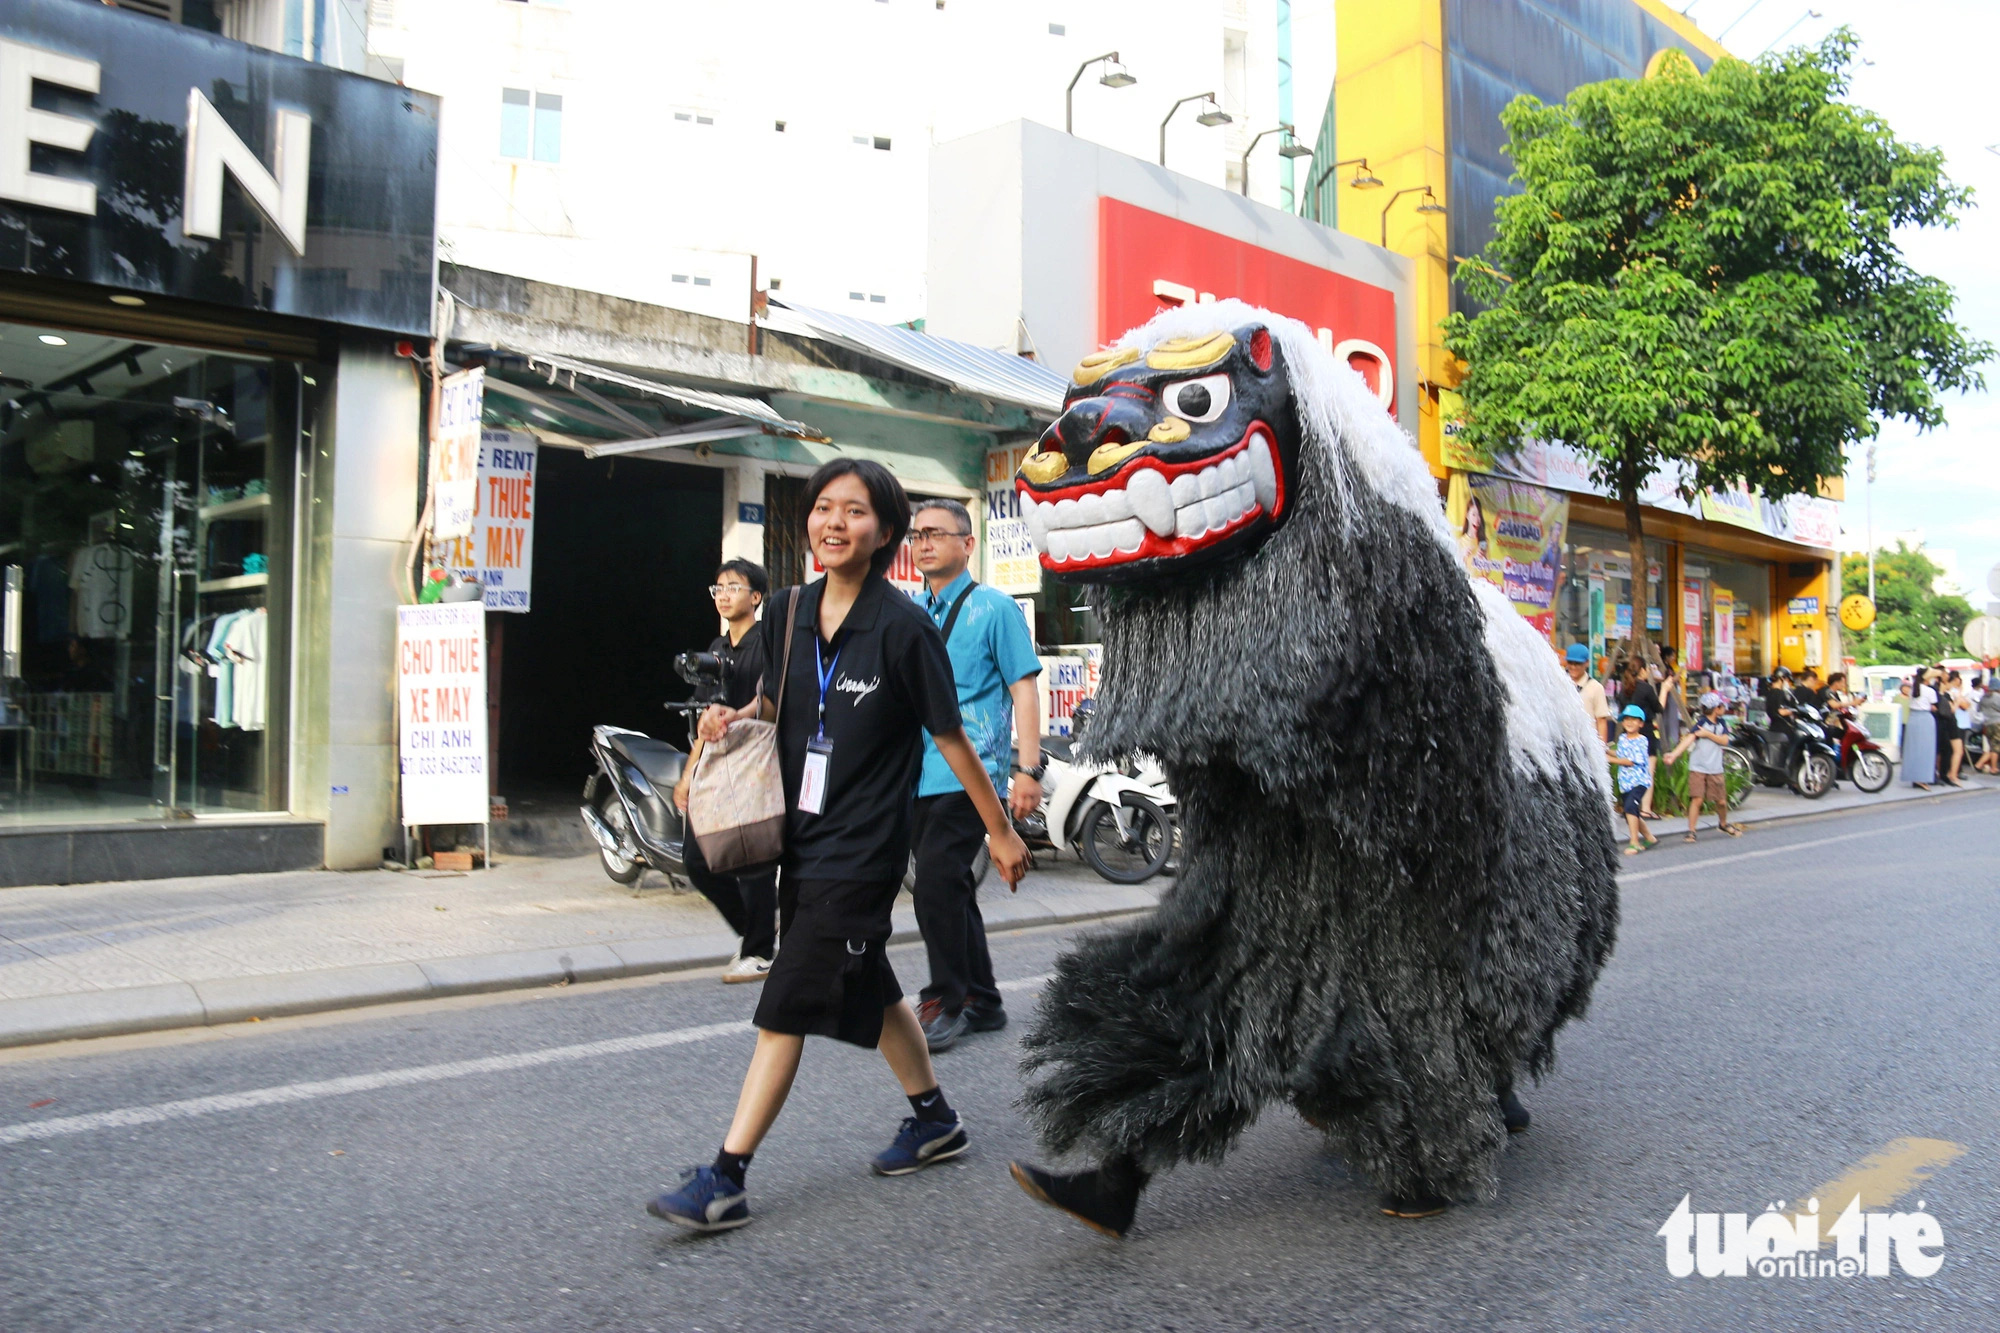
[710,626,769,711]
[755,575,964,884]
[1628,678,1661,743]
[1764,683,1798,724]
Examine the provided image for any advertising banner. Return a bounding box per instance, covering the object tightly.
[431,430,537,612]
[984,442,1043,595]
[432,368,485,540]
[398,603,488,826]
[1713,588,1736,670]
[1682,584,1704,670]
[1699,487,1766,533]
[1455,475,1568,641]
[1041,655,1089,736]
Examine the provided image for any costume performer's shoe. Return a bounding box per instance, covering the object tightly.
[1009,1158,1146,1238]
[1379,1193,1452,1219]
[1500,1088,1531,1134]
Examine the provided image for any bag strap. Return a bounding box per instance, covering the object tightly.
[772,586,801,724]
[938,580,977,646]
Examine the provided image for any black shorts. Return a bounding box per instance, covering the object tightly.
[1620,786,1649,817]
[752,877,903,1049]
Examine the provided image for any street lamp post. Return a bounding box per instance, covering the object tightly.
[1159,92,1231,166]
[1239,123,1312,196]
[1378,185,1446,247]
[1066,52,1137,134]
[1301,156,1383,218]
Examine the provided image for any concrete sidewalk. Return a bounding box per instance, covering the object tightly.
[1615,765,1995,840]
[0,853,1156,1050]
[1,774,1988,1052]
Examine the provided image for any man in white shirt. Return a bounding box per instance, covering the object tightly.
[1565,643,1611,743]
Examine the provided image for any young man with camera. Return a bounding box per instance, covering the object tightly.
[674,559,779,982]
[906,499,1044,1051]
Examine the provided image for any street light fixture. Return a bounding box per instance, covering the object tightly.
[1066,52,1137,134]
[1378,185,1446,247]
[1239,123,1311,196]
[1301,156,1383,219]
[1159,92,1231,166]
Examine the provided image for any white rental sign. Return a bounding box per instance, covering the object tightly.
[398,603,488,826]
[431,429,537,613]
[431,368,485,541]
[984,442,1042,595]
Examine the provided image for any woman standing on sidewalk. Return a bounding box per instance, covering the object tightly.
[1903,669,1938,792]
[648,458,1029,1234]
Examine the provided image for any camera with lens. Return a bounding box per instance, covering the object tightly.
[674,650,728,705]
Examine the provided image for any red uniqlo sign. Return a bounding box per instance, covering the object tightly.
[1096,198,1401,415]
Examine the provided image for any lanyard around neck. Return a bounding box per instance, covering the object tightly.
[813,635,841,740]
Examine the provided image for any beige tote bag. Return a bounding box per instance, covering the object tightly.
[688,589,797,874]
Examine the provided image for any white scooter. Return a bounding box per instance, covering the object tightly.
[1022,699,1177,884]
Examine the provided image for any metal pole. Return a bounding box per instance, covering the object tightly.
[1379,186,1428,247]
[1159,93,1214,166]
[1866,442,1876,662]
[1066,52,1120,135]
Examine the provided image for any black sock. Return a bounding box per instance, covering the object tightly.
[712,1148,752,1188]
[908,1087,955,1123]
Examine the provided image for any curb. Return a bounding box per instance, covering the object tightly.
[0,887,1158,1052]
[1715,779,1996,833]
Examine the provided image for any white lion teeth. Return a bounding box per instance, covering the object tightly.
[1249,435,1277,511]
[1127,468,1174,536]
[1029,448,1266,562]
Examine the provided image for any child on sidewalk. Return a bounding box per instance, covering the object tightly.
[1610,705,1658,856]
[1666,690,1744,842]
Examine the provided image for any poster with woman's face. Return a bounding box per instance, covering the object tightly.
[1458,476,1569,643]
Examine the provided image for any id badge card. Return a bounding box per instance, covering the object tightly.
[798,736,835,815]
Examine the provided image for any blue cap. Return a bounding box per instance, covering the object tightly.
[1621,704,1648,720]
[1565,643,1590,664]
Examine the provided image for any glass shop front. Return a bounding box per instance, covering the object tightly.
[0,319,311,827]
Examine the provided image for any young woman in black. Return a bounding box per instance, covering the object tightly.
[649,459,1029,1233]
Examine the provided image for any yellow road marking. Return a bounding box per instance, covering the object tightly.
[1792,1138,1965,1225]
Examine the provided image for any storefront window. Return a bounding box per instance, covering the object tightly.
[0,321,300,827]
[1555,524,1669,661]
[1683,549,1770,680]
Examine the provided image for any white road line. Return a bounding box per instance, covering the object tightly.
[0,974,1058,1147]
[1619,807,1987,883]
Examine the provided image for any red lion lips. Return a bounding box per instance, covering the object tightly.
[1015,423,1284,573]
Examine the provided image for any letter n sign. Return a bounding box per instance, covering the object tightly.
[182,89,311,255]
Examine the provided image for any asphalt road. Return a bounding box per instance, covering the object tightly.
[2,795,1995,1331]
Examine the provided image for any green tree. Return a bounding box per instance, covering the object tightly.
[1442,33,1989,658]
[1840,543,1976,664]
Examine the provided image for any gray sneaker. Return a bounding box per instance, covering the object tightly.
[920,1004,969,1053]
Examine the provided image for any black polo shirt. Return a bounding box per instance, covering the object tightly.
[709,626,769,711]
[756,574,964,884]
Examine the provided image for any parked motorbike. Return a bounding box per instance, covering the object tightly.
[1020,700,1176,884]
[1828,703,1894,793]
[1729,702,1840,799]
[579,652,724,886]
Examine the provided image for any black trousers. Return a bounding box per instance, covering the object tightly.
[683,833,779,960]
[911,790,1001,1014]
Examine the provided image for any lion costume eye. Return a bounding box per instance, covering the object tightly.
[1161,374,1231,424]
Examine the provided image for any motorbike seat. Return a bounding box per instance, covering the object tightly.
[1042,735,1076,763]
[611,734,686,790]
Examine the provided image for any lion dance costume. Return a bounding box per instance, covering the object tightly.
[1007,301,1619,1234]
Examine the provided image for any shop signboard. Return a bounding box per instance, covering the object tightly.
[1778,496,1840,549]
[1699,487,1766,533]
[0,3,439,335]
[1041,655,1089,736]
[1787,597,1820,616]
[1645,606,1663,631]
[431,369,484,540]
[1454,475,1568,642]
[397,603,488,827]
[984,442,1042,595]
[431,429,536,612]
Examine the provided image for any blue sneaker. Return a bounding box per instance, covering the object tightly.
[870,1115,969,1175]
[647,1166,750,1232]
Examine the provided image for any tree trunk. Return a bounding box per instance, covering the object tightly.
[1619,462,1660,668]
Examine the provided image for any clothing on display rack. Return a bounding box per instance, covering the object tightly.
[183,605,269,731]
[69,544,134,640]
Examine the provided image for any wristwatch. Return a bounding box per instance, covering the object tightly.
[1011,761,1046,782]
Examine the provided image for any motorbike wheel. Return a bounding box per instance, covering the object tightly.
[1793,753,1837,800]
[1851,750,1893,794]
[594,791,644,885]
[1722,748,1754,809]
[1078,795,1173,885]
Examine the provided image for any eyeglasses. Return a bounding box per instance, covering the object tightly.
[708,584,752,597]
[908,527,971,545]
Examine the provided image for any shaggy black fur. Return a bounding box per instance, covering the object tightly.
[1019,325,1620,1206]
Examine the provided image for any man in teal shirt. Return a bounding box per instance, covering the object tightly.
[907,498,1044,1052]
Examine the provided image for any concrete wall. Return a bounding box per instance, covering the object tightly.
[303,341,422,869]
